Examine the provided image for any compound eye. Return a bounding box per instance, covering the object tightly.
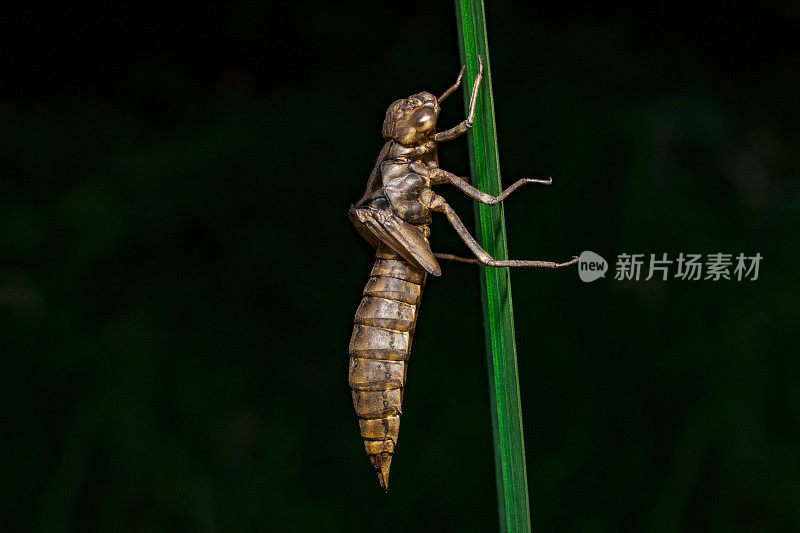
[411,106,437,133]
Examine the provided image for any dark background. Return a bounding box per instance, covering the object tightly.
[2,1,798,530]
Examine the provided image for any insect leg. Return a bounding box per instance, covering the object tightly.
[433,55,484,143]
[432,198,578,268]
[438,169,552,205]
[438,65,466,103]
[434,253,480,264]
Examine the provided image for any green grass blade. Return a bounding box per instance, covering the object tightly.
[454,1,532,531]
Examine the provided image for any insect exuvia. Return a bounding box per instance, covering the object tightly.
[348,56,577,490]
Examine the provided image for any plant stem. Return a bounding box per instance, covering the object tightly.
[454,1,532,531]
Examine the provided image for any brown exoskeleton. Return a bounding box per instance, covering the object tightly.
[348,56,577,490]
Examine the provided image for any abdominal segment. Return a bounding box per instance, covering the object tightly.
[348,244,426,490]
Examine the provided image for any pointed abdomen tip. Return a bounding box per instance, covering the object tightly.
[370,453,393,491]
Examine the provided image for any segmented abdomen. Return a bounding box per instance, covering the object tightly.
[349,244,426,490]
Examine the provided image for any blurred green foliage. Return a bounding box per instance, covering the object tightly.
[1,2,798,531]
